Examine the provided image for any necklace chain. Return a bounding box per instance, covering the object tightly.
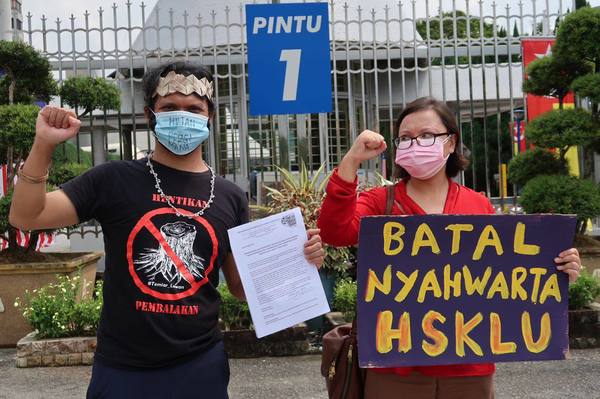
[146,152,216,219]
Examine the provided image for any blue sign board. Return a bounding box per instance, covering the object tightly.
[245,3,332,116]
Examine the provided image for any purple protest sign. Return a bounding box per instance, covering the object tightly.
[357,214,576,368]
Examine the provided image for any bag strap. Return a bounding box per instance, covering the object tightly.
[385,184,395,215]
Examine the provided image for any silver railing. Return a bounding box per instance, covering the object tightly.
[21,0,573,237]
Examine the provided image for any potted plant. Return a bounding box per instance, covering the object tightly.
[0,107,100,347]
[0,42,102,347]
[13,274,103,367]
[217,284,310,358]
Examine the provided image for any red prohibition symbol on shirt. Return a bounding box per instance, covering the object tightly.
[127,207,219,301]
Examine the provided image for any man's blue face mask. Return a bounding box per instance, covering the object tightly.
[150,109,210,156]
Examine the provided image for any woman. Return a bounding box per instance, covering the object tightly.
[317,97,582,398]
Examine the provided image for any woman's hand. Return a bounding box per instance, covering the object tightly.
[304,228,325,269]
[555,248,582,283]
[345,130,387,166]
[338,130,387,182]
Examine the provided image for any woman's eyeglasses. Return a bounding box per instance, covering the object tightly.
[394,132,453,150]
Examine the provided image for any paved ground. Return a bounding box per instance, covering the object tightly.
[1,348,599,398]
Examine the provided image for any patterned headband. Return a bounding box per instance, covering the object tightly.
[153,70,214,101]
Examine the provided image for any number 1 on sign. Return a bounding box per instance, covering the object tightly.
[280,49,301,101]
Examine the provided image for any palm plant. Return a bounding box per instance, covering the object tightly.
[263,163,353,278]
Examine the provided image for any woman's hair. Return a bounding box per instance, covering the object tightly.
[392,96,469,179]
[142,61,215,130]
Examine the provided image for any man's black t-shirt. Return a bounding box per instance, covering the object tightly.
[61,158,248,368]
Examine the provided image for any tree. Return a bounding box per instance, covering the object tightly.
[550,6,600,178]
[526,108,599,166]
[417,11,495,41]
[556,7,600,73]
[416,11,514,65]
[0,104,38,169]
[576,0,591,9]
[522,53,592,109]
[512,21,519,37]
[59,76,121,162]
[0,41,57,105]
[507,148,566,187]
[59,76,121,118]
[572,73,600,117]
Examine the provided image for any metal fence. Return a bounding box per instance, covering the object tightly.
[22,0,575,235]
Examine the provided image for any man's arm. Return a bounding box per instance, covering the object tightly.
[9,107,82,231]
[222,253,246,301]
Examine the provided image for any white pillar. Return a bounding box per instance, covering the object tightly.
[0,0,12,41]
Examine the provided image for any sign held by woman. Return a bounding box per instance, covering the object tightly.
[357,214,576,368]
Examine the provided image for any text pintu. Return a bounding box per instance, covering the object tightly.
[251,15,323,35]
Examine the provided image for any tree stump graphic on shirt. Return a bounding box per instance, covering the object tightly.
[135,221,205,285]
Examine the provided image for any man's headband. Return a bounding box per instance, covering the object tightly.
[153,71,214,101]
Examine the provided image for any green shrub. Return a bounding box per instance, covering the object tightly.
[323,246,353,279]
[520,175,600,232]
[0,104,38,163]
[572,73,600,105]
[0,192,11,234]
[507,148,566,186]
[569,272,600,310]
[218,283,252,330]
[526,109,599,154]
[14,274,103,338]
[48,162,90,187]
[333,279,357,321]
[52,141,92,167]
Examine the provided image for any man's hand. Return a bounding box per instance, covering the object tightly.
[36,106,81,146]
[304,228,325,269]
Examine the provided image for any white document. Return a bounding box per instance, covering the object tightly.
[227,207,330,338]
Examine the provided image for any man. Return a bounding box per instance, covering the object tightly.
[9,61,325,398]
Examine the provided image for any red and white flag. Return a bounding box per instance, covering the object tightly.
[35,232,56,251]
[0,164,56,252]
[0,164,8,198]
[16,230,30,248]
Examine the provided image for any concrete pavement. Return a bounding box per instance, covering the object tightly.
[1,348,599,398]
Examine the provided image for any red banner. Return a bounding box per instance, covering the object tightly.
[522,38,574,120]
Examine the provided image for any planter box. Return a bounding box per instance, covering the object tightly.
[15,331,96,368]
[569,305,600,349]
[223,325,309,358]
[0,252,102,347]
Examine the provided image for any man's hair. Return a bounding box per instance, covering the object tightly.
[142,62,215,129]
[392,96,469,179]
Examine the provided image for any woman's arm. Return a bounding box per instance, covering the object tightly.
[318,130,388,247]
